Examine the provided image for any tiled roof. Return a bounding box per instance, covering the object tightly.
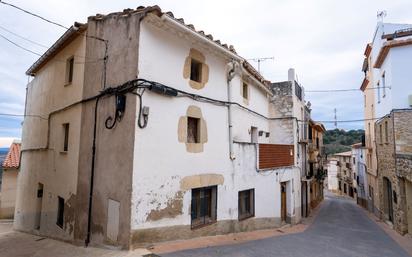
[28,5,270,88]
[2,142,21,169]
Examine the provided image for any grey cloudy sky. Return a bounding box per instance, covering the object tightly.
[1,0,412,146]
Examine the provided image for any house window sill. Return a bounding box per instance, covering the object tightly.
[239,214,254,221]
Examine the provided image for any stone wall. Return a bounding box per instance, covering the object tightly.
[376,111,410,234]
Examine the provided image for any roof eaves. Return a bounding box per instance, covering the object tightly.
[26,22,87,76]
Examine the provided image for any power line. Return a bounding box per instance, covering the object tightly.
[0,32,41,56]
[0,0,68,30]
[0,32,104,64]
[306,86,388,93]
[0,24,49,48]
[0,113,47,120]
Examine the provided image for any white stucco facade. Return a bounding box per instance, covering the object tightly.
[130,15,301,235]
[369,22,412,118]
[327,159,339,192]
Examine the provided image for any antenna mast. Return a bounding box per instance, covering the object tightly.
[247,57,275,73]
[334,108,337,129]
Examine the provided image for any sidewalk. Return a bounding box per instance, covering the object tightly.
[360,208,412,257]
[0,220,151,257]
[150,201,324,255]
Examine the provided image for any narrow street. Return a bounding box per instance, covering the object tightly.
[162,194,411,257]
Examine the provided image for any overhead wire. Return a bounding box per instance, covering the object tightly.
[0,24,49,48]
[0,0,68,30]
[305,86,389,93]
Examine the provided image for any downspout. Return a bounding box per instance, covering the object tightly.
[227,61,236,160]
[85,97,100,246]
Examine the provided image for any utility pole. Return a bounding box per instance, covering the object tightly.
[334,108,337,129]
[247,57,275,73]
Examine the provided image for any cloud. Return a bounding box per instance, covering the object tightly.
[1,0,412,138]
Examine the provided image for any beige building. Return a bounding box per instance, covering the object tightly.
[334,151,356,198]
[0,141,20,219]
[361,43,379,215]
[307,120,326,209]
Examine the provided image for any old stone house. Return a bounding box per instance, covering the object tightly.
[15,6,322,249]
[0,140,20,218]
[375,109,412,235]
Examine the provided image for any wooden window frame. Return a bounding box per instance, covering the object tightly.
[191,186,217,229]
[238,189,255,221]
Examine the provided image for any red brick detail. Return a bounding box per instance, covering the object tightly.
[259,144,294,170]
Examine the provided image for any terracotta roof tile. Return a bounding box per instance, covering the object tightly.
[2,142,21,169]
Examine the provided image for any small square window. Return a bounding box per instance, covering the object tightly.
[187,117,200,143]
[242,83,249,100]
[238,189,255,220]
[66,57,74,84]
[57,196,64,228]
[190,59,202,83]
[63,123,70,152]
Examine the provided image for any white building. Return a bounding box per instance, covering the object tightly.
[367,22,412,118]
[351,143,368,208]
[327,159,339,193]
[15,6,309,249]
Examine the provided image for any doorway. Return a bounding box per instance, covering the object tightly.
[301,182,308,218]
[281,182,287,222]
[406,180,412,235]
[35,183,43,230]
[383,177,394,222]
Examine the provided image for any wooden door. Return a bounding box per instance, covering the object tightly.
[281,183,286,222]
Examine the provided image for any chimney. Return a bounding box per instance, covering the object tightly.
[288,68,295,83]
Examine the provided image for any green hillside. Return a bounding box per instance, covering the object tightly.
[323,129,364,155]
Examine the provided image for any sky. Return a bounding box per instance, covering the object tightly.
[0,0,412,146]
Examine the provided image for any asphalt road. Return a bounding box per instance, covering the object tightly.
[162,194,410,257]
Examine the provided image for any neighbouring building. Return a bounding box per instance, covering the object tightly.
[0,140,20,218]
[14,6,322,249]
[307,119,326,209]
[271,72,325,218]
[352,142,368,209]
[334,151,355,198]
[375,110,412,235]
[361,21,412,235]
[327,158,339,193]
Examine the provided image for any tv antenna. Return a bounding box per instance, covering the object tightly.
[334,108,337,128]
[247,57,274,73]
[377,10,387,22]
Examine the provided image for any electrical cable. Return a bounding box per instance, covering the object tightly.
[0,24,48,48]
[0,32,41,56]
[0,0,68,30]
[306,87,389,93]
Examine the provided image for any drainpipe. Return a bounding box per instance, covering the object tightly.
[227,61,236,160]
